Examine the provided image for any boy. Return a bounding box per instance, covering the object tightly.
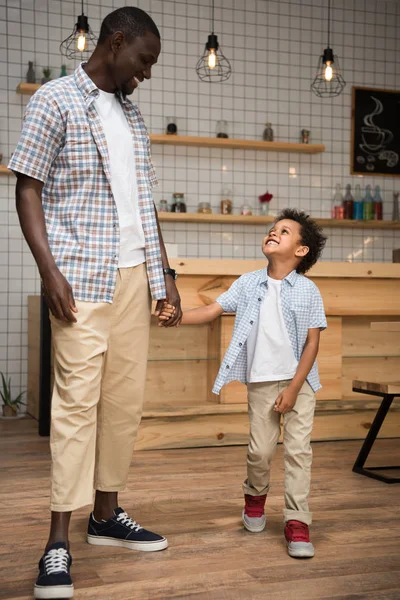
[159,209,327,558]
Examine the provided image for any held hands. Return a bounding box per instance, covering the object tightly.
[155,277,182,327]
[157,302,176,326]
[273,386,298,415]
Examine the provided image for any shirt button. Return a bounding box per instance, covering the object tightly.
[258,298,261,301]
[239,342,243,347]
[226,365,230,369]
[250,320,254,325]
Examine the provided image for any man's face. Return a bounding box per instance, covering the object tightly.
[112,30,161,96]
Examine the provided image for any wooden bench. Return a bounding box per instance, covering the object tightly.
[352,380,400,483]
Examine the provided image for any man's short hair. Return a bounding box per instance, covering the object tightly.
[98,7,160,45]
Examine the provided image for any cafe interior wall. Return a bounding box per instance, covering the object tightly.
[0,0,399,395]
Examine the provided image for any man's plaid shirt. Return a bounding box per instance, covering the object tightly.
[9,64,166,303]
[213,268,327,395]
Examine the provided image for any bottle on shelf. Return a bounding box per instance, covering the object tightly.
[331,184,344,219]
[343,184,354,220]
[392,192,399,221]
[171,193,186,212]
[373,185,383,220]
[220,188,232,214]
[363,185,374,220]
[263,122,274,142]
[197,202,212,214]
[158,199,169,212]
[353,184,364,220]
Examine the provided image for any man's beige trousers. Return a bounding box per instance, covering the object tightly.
[49,265,151,512]
[243,380,316,525]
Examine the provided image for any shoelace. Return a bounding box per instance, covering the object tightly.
[44,548,69,575]
[116,511,143,532]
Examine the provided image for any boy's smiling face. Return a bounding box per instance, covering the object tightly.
[262,219,309,262]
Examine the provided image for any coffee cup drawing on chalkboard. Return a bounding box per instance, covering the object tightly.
[359,97,394,155]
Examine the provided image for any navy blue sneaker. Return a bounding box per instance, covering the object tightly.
[34,542,73,599]
[87,507,168,552]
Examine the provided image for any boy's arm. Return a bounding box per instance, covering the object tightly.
[159,301,224,326]
[274,328,320,414]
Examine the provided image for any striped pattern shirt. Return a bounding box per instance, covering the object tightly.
[213,268,327,394]
[9,64,166,303]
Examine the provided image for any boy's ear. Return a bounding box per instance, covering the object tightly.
[295,245,309,258]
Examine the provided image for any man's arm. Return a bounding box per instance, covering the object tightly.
[274,327,320,414]
[153,204,182,327]
[16,174,77,322]
[159,301,224,326]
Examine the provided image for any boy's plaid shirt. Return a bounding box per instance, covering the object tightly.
[9,64,166,303]
[213,268,327,394]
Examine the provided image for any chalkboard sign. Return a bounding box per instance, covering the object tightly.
[351,87,400,177]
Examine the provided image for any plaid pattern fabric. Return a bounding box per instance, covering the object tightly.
[213,268,327,394]
[9,64,165,303]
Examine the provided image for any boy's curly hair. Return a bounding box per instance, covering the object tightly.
[274,208,327,274]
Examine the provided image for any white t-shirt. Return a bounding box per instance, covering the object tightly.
[94,89,146,268]
[247,277,298,382]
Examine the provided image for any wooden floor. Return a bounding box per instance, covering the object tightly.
[1,418,400,600]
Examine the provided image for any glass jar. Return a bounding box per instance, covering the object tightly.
[216,120,229,138]
[198,202,212,214]
[158,199,169,212]
[263,122,274,142]
[165,116,178,135]
[240,203,252,216]
[220,188,232,214]
[171,193,186,213]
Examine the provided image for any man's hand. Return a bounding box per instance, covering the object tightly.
[273,386,298,415]
[41,266,78,322]
[155,277,182,327]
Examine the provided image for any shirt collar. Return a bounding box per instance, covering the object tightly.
[261,267,299,287]
[74,63,134,109]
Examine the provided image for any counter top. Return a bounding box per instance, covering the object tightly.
[169,259,400,279]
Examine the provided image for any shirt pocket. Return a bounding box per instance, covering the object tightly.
[63,123,94,171]
[289,301,310,327]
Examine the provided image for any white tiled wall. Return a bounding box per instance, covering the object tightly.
[1,0,400,393]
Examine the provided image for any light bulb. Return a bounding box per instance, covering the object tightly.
[324,63,333,82]
[76,32,87,52]
[208,49,217,69]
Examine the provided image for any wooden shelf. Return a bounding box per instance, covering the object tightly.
[16,82,41,95]
[158,212,400,229]
[150,134,325,154]
[0,165,12,175]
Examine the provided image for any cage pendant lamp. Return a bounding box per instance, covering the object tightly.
[311,0,345,98]
[196,0,231,82]
[60,0,98,60]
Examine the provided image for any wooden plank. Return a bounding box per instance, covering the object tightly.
[353,380,400,395]
[150,134,325,153]
[145,360,210,407]
[169,258,400,279]
[0,165,13,176]
[316,317,342,400]
[2,418,400,599]
[148,316,209,361]
[343,316,400,357]
[16,82,41,94]
[161,212,400,229]
[317,278,400,316]
[343,357,400,399]
[371,321,400,332]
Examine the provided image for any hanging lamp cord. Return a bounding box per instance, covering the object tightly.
[211,0,215,35]
[327,0,331,48]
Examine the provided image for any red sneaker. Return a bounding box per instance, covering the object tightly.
[284,520,315,558]
[242,494,267,532]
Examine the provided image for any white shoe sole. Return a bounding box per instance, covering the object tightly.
[287,543,315,558]
[242,509,266,533]
[87,534,168,552]
[34,584,74,599]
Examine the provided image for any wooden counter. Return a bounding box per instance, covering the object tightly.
[27,261,400,449]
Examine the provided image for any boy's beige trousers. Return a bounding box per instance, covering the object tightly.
[243,379,316,525]
[49,265,151,512]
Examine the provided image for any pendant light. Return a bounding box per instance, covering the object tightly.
[60,0,98,60]
[196,0,231,82]
[311,0,345,98]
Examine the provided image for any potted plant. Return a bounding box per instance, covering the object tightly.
[0,373,25,418]
[41,67,52,84]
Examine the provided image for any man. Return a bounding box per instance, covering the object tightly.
[9,7,181,599]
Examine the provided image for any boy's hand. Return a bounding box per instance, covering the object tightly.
[273,386,298,414]
[157,302,176,326]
